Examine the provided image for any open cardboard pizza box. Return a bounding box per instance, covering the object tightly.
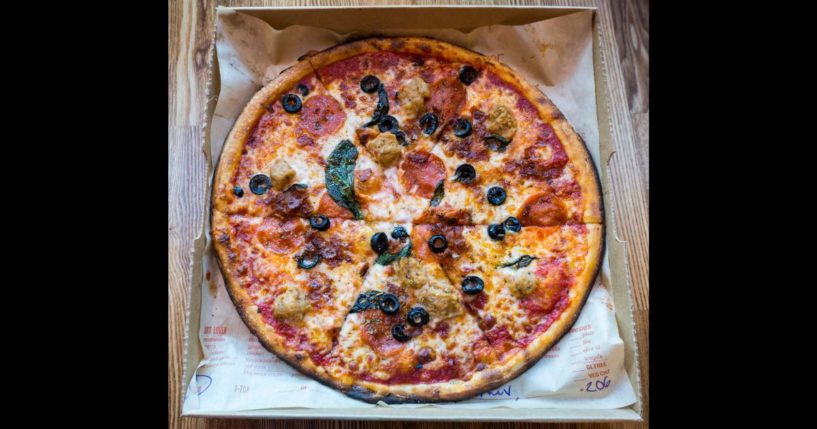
[182,5,644,422]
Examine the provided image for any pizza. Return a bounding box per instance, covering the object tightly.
[211,37,603,403]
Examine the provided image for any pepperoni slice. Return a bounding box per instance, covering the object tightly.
[358,310,405,357]
[256,218,306,254]
[410,224,439,262]
[398,151,446,198]
[354,168,384,200]
[316,192,354,219]
[517,192,568,226]
[300,95,346,137]
[425,77,466,126]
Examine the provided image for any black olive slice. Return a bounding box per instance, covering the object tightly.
[428,234,448,253]
[453,118,472,137]
[297,253,320,269]
[392,324,411,342]
[378,115,399,133]
[452,164,476,184]
[296,84,309,96]
[351,291,380,313]
[378,293,400,314]
[407,307,430,327]
[371,232,389,254]
[486,186,507,205]
[461,276,484,295]
[249,174,272,195]
[309,215,330,231]
[282,94,302,113]
[360,75,380,93]
[487,224,506,241]
[419,113,439,135]
[233,186,244,197]
[392,130,409,146]
[459,65,478,85]
[504,217,522,233]
[483,134,512,152]
[391,226,409,240]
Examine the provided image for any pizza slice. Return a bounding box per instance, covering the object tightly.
[212,65,329,218]
[413,222,602,364]
[422,55,602,225]
[209,56,408,223]
[323,221,491,401]
[210,211,377,376]
[305,39,481,223]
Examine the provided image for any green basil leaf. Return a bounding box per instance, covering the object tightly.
[375,239,412,266]
[363,84,389,127]
[325,139,363,219]
[499,255,538,269]
[429,180,444,207]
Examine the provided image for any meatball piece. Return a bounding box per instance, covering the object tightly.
[366,132,402,166]
[509,270,538,298]
[398,76,430,117]
[486,105,517,140]
[273,286,310,322]
[416,280,462,319]
[268,158,296,191]
[396,257,428,289]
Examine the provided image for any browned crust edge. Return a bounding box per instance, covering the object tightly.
[210,58,316,214]
[304,36,603,224]
[210,210,359,396]
[474,46,603,224]
[342,224,605,404]
[209,36,605,404]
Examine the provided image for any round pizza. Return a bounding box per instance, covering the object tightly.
[211,37,603,403]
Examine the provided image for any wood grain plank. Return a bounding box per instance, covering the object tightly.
[594,1,649,314]
[169,125,208,429]
[609,0,648,193]
[168,1,649,428]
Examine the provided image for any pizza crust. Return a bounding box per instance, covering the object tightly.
[211,58,316,214]
[466,49,603,224]
[210,211,337,385]
[210,36,605,404]
[333,225,604,403]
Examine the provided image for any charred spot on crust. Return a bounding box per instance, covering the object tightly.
[297,50,319,62]
[380,393,427,404]
[391,39,406,50]
[346,385,377,402]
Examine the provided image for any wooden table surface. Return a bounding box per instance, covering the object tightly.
[168,1,649,428]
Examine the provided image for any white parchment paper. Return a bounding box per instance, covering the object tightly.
[183,8,636,413]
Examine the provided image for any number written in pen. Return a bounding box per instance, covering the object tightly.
[581,376,611,392]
